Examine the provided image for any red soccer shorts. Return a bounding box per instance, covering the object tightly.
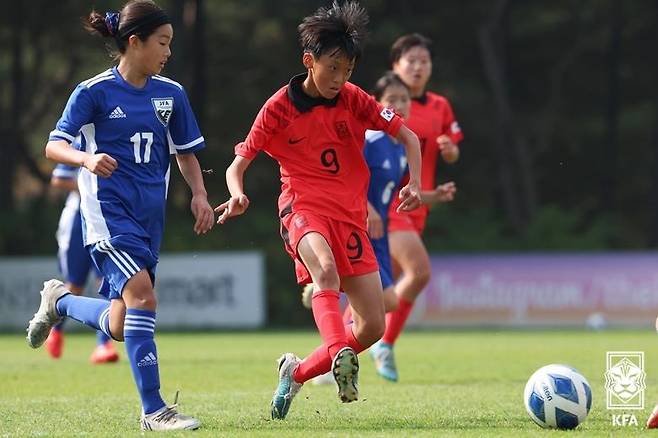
[387,206,428,235]
[280,210,378,285]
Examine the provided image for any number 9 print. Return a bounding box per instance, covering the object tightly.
[320,148,340,174]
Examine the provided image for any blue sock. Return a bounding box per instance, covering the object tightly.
[124,308,166,414]
[55,295,112,339]
[96,330,111,345]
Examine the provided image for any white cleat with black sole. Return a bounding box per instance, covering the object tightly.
[26,279,69,349]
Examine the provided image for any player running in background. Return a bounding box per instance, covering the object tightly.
[215,1,422,420]
[26,0,213,431]
[369,33,464,382]
[46,147,119,364]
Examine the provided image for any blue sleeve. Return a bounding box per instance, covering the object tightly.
[363,139,374,168]
[168,87,205,154]
[52,163,78,179]
[49,84,95,143]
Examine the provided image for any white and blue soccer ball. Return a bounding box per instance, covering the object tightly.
[524,364,592,429]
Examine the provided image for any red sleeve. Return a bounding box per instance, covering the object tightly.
[235,90,289,159]
[347,83,403,138]
[441,99,464,144]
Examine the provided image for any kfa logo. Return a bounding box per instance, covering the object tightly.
[152,98,174,126]
[611,414,638,426]
[605,351,646,427]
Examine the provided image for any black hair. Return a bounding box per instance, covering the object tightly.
[85,0,170,57]
[371,71,410,101]
[390,33,433,65]
[298,1,369,61]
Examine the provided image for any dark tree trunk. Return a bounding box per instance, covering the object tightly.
[601,0,622,214]
[478,0,537,233]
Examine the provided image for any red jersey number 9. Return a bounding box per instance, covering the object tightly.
[320,148,340,174]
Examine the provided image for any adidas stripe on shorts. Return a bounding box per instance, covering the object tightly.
[89,234,158,300]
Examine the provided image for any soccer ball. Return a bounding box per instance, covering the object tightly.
[524,364,592,429]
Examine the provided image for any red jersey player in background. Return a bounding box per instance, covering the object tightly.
[368,33,463,382]
[215,1,421,420]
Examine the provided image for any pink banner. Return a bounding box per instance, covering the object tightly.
[414,253,658,328]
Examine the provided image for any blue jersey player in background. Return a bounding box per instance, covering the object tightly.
[366,72,456,382]
[46,137,119,364]
[26,1,213,431]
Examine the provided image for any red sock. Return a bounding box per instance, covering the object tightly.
[345,324,365,353]
[311,290,348,357]
[293,345,331,383]
[293,322,366,383]
[342,306,353,325]
[381,297,413,345]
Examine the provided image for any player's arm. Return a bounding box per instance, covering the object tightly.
[367,201,384,239]
[395,125,422,212]
[438,135,460,164]
[45,140,117,178]
[176,153,214,235]
[50,176,78,192]
[420,181,457,206]
[215,155,252,224]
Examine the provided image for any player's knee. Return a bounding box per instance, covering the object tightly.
[408,262,431,290]
[313,261,340,290]
[109,319,125,342]
[131,294,157,310]
[384,294,399,313]
[355,315,385,347]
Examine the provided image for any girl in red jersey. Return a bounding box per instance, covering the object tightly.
[369,33,463,382]
[216,1,422,420]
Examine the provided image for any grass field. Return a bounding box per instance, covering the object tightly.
[0,329,656,437]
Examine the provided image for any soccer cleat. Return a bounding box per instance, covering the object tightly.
[271,353,303,419]
[140,392,200,431]
[90,341,120,364]
[26,279,70,349]
[647,404,658,428]
[45,329,64,359]
[311,370,336,386]
[369,340,398,382]
[301,284,313,309]
[332,347,359,403]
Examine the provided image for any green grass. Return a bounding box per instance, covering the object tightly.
[0,330,656,437]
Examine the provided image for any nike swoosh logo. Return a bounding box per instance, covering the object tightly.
[288,137,306,144]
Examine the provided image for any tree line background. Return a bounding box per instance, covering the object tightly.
[0,0,655,325]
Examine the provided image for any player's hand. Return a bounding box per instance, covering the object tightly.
[215,194,250,224]
[367,209,384,239]
[397,180,421,212]
[435,181,457,203]
[438,135,459,163]
[191,194,214,235]
[83,153,117,178]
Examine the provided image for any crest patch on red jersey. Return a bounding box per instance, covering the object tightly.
[334,121,350,140]
[380,107,395,122]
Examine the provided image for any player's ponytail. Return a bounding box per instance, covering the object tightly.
[84,11,118,39]
[83,1,170,58]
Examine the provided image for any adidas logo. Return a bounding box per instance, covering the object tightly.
[137,352,158,367]
[382,159,391,170]
[109,106,127,119]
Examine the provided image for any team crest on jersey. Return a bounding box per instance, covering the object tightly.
[380,107,395,122]
[334,121,351,140]
[152,98,174,126]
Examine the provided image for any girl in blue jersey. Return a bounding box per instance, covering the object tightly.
[46,144,119,364]
[366,72,456,382]
[27,0,213,431]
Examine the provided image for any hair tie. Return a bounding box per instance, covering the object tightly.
[104,12,120,37]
